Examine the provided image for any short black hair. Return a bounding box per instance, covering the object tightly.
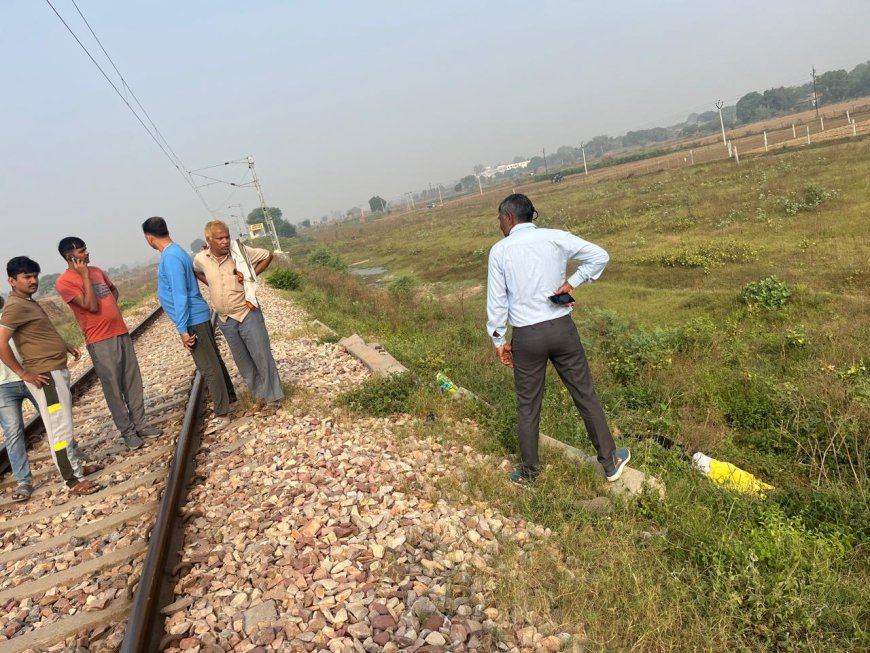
[7,256,40,278]
[498,193,537,222]
[58,236,86,260]
[142,216,170,237]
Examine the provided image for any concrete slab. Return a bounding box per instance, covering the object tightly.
[339,333,408,377]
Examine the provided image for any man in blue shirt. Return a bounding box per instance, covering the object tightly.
[142,217,237,431]
[487,193,630,485]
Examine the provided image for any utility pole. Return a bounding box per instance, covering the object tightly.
[477,175,483,195]
[716,100,727,147]
[438,186,443,206]
[246,156,281,252]
[581,143,588,175]
[811,66,819,118]
[542,148,548,174]
[405,192,415,209]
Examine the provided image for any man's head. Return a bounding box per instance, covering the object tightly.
[7,257,41,297]
[58,236,90,266]
[203,220,232,257]
[497,193,537,236]
[142,217,170,250]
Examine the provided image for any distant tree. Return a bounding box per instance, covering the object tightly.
[512,156,526,164]
[246,206,283,225]
[454,183,463,192]
[816,69,849,104]
[527,156,545,171]
[346,207,362,219]
[460,175,477,191]
[191,238,206,251]
[736,92,771,124]
[473,164,485,174]
[300,219,311,228]
[275,221,296,237]
[368,196,387,213]
[34,273,60,299]
[320,215,328,224]
[847,61,870,97]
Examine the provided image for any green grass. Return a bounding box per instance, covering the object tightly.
[273,137,869,650]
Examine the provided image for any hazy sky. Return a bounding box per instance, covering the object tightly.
[1,1,868,273]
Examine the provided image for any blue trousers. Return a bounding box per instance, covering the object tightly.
[0,380,36,486]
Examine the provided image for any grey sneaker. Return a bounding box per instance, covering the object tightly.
[605,448,631,482]
[137,425,162,438]
[123,433,144,450]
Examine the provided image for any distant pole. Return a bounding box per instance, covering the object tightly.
[716,100,727,147]
[727,140,733,158]
[846,109,851,122]
[812,66,819,118]
[852,119,857,137]
[806,126,811,145]
[820,116,825,131]
[477,175,483,195]
[405,192,415,209]
[733,146,739,164]
[690,149,694,165]
[792,123,796,138]
[542,148,548,174]
[438,186,443,206]
[247,156,281,252]
[763,131,768,152]
[581,145,588,175]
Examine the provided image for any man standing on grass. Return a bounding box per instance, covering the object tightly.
[486,193,630,486]
[142,217,237,432]
[0,257,102,498]
[55,237,161,450]
[193,220,284,406]
[0,294,37,502]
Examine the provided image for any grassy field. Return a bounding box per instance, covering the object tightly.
[272,135,869,651]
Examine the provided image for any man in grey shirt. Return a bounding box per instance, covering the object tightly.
[486,193,630,485]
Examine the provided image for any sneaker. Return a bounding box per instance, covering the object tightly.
[137,425,162,438]
[123,433,144,450]
[510,468,537,487]
[605,448,631,482]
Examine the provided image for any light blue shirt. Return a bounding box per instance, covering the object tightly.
[486,222,609,347]
[157,243,212,334]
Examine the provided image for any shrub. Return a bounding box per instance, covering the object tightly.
[336,372,415,416]
[634,240,758,272]
[307,245,347,271]
[387,275,418,298]
[265,268,302,290]
[741,276,792,310]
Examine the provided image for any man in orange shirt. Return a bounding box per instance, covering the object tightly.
[55,237,160,450]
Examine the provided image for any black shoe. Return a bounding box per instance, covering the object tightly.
[123,433,144,450]
[137,425,162,438]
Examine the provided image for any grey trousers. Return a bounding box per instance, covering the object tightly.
[25,369,85,487]
[217,309,284,402]
[512,314,616,477]
[87,334,146,438]
[189,320,237,417]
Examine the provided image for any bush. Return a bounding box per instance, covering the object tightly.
[742,276,792,310]
[265,268,302,290]
[307,245,347,271]
[635,240,758,272]
[336,372,415,416]
[387,275,418,298]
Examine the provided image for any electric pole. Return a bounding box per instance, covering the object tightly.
[477,175,483,195]
[811,66,819,118]
[246,156,281,252]
[542,148,548,174]
[716,100,727,147]
[581,142,588,175]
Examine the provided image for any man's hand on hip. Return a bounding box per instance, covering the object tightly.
[497,343,514,368]
[21,370,50,388]
[181,332,197,350]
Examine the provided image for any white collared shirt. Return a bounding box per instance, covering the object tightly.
[486,223,609,347]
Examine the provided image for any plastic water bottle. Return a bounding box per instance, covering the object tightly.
[436,372,458,394]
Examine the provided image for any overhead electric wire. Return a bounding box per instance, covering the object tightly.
[44,0,215,216]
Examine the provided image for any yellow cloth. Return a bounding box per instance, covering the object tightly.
[707,459,775,495]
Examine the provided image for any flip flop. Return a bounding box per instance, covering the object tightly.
[12,483,33,502]
[69,479,101,496]
[82,463,104,476]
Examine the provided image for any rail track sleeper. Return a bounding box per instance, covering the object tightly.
[0,471,164,534]
[3,597,132,653]
[84,393,190,423]
[0,541,147,604]
[0,501,158,567]
[0,444,173,497]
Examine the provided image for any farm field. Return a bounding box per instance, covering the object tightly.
[277,133,870,651]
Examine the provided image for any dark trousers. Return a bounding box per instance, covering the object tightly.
[189,320,237,417]
[512,314,615,477]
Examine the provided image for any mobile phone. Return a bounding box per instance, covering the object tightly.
[548,293,575,305]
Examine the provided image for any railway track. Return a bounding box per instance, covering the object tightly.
[0,303,207,652]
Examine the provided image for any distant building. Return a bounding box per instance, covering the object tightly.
[479,160,531,179]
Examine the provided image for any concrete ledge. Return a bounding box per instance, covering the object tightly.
[541,434,664,498]
[339,333,408,377]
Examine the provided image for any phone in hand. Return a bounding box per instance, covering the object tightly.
[548,292,575,305]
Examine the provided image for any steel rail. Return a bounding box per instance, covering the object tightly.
[0,303,165,476]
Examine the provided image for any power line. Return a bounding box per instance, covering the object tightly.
[44,0,214,215]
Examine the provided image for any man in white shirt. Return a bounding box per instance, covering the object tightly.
[486,193,630,485]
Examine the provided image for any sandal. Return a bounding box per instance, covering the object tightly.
[69,479,101,496]
[82,463,104,476]
[12,483,33,503]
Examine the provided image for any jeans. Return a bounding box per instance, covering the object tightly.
[0,380,35,486]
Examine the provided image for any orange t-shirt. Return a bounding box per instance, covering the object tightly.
[56,267,128,345]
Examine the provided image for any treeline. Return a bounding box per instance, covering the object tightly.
[510,61,870,173]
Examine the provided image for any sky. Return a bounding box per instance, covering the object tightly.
[1,1,868,274]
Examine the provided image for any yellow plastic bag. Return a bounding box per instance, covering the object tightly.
[692,453,774,495]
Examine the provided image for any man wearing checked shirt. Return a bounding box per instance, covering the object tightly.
[486,193,630,486]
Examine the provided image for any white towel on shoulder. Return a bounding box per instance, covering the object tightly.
[230,239,259,309]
